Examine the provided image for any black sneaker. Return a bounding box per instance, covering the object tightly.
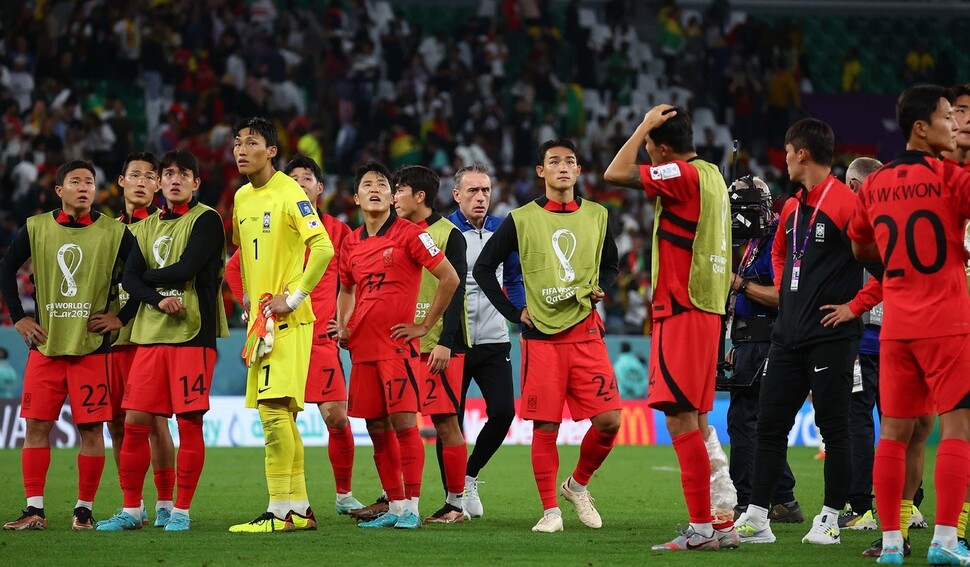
[768,501,805,523]
[347,495,389,522]
[862,536,911,558]
[72,506,94,530]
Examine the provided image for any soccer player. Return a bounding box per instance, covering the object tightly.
[224,154,363,515]
[605,107,732,550]
[337,161,460,529]
[0,160,136,530]
[445,163,523,517]
[107,152,176,527]
[849,84,970,565]
[476,138,621,534]
[98,149,228,532]
[392,165,469,523]
[724,175,803,525]
[228,118,335,533]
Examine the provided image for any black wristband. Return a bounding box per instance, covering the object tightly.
[738,279,750,295]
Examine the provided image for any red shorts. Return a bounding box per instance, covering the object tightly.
[21,351,111,425]
[347,356,420,419]
[647,309,721,414]
[880,334,970,418]
[108,346,139,417]
[305,341,348,404]
[123,345,216,417]
[519,337,619,423]
[418,352,464,416]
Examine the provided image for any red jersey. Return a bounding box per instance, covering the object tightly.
[639,161,701,318]
[339,216,444,362]
[308,213,351,343]
[848,150,970,340]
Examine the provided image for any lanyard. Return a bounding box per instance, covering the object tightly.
[738,237,762,275]
[791,177,835,259]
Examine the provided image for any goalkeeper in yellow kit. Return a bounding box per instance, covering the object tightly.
[228,117,335,532]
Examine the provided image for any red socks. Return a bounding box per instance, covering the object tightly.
[935,438,970,528]
[174,417,205,510]
[673,429,713,524]
[442,443,468,495]
[328,426,355,494]
[154,467,175,502]
[396,427,424,499]
[572,427,617,486]
[874,438,907,531]
[371,429,404,501]
[22,447,51,499]
[120,423,152,508]
[77,454,105,502]
[532,430,560,510]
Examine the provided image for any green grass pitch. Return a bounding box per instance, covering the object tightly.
[0,444,939,566]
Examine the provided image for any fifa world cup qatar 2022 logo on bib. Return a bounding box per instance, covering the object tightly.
[541,229,580,305]
[57,243,83,297]
[152,235,174,268]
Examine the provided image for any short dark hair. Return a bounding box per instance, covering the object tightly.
[897,84,952,141]
[233,116,278,148]
[56,159,96,186]
[353,161,391,192]
[393,165,440,207]
[538,138,579,165]
[121,152,158,177]
[284,153,323,183]
[950,83,970,101]
[647,107,695,154]
[159,149,201,180]
[785,118,835,166]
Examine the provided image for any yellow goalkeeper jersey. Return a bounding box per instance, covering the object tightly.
[233,170,330,327]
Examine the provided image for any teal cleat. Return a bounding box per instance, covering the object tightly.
[876,545,904,565]
[359,513,398,528]
[927,540,970,566]
[335,497,365,515]
[154,507,172,528]
[394,510,421,530]
[95,511,142,532]
[163,512,190,532]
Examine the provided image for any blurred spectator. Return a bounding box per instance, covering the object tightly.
[904,42,935,85]
[842,48,861,92]
[614,342,648,399]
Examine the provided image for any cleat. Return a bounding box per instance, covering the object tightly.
[652,525,720,551]
[531,514,563,533]
[463,477,483,518]
[96,511,142,532]
[394,509,422,529]
[960,539,969,553]
[735,512,776,544]
[864,537,912,558]
[290,508,317,530]
[4,507,47,531]
[335,497,364,516]
[715,524,741,549]
[163,512,191,532]
[769,501,806,524]
[802,514,840,545]
[424,503,465,524]
[348,495,388,522]
[839,508,878,530]
[559,479,602,529]
[228,512,294,533]
[72,507,94,530]
[876,545,905,565]
[154,508,172,528]
[927,539,970,566]
[359,513,398,528]
[909,505,927,530]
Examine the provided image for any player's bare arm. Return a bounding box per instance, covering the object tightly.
[336,283,355,349]
[852,240,881,262]
[390,256,459,342]
[604,104,678,189]
[14,317,47,346]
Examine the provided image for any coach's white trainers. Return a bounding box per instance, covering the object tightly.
[802,514,841,545]
[531,513,564,533]
[735,512,776,544]
[560,478,602,529]
[463,476,483,518]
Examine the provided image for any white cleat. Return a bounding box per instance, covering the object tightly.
[802,514,841,545]
[531,513,564,533]
[559,478,602,529]
[462,476,483,518]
